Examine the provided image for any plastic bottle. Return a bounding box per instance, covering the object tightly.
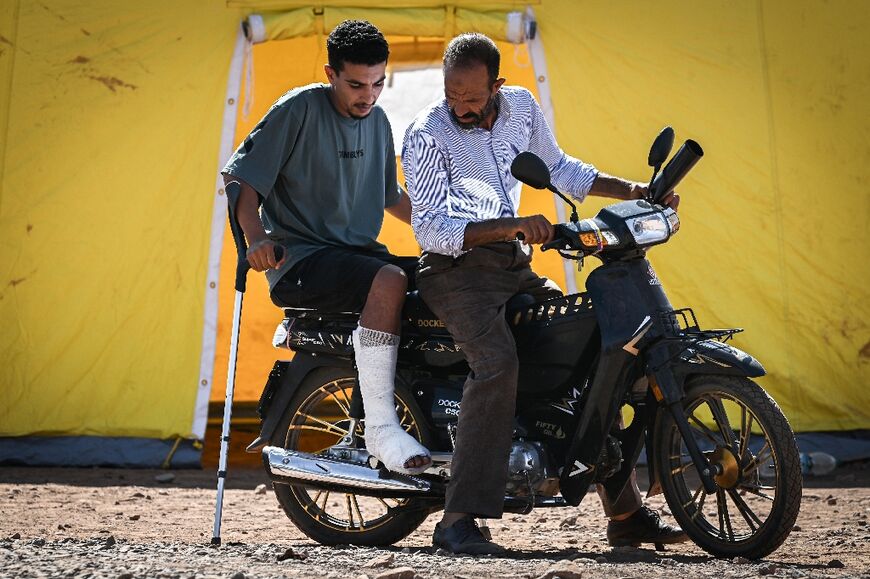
[758,451,837,478]
[800,451,837,476]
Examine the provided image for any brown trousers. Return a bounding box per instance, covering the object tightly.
[417,242,642,518]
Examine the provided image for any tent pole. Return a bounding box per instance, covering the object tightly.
[524,7,577,294]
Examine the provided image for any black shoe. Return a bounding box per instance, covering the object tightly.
[432,516,506,555]
[606,506,689,548]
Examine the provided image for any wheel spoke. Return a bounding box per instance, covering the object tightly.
[350,494,366,529]
[688,413,723,446]
[318,491,330,520]
[743,442,773,477]
[684,483,708,520]
[334,385,353,417]
[296,413,349,437]
[726,488,763,531]
[345,494,354,529]
[288,423,348,437]
[716,488,735,541]
[738,407,754,461]
[738,484,776,501]
[705,396,739,453]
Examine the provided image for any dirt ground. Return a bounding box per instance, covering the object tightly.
[2,462,870,579]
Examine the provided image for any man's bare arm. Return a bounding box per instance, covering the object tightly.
[386,192,412,225]
[589,172,680,209]
[222,174,285,271]
[462,215,555,250]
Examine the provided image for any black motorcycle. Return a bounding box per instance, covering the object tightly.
[242,129,801,559]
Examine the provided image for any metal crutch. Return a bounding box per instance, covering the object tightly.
[211,180,281,545]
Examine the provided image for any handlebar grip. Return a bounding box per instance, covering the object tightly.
[515,231,525,242]
[650,139,703,203]
[541,239,563,252]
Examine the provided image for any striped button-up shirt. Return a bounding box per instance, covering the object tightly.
[402,86,598,257]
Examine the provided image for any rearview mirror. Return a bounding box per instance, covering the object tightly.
[511,151,552,190]
[648,126,675,170]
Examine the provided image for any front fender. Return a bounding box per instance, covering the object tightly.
[248,352,354,451]
[672,339,765,382]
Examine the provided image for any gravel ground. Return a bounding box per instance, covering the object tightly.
[1,464,869,579]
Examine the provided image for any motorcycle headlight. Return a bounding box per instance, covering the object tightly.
[625,212,672,245]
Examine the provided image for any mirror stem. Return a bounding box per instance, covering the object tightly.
[548,185,579,222]
[647,165,662,202]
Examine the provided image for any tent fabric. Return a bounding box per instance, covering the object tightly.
[0,1,868,468]
[0,0,244,440]
[255,7,525,43]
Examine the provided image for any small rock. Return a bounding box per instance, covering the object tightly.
[366,553,395,568]
[827,559,845,568]
[374,568,417,579]
[117,573,133,579]
[277,547,306,561]
[229,573,247,579]
[33,538,45,547]
[254,484,267,495]
[132,492,145,498]
[534,560,585,579]
[560,515,578,528]
[733,556,751,564]
[659,558,677,566]
[154,473,176,483]
[105,535,116,548]
[595,556,607,563]
[758,563,778,575]
[537,516,548,523]
[792,525,801,531]
[10,533,20,540]
[827,498,838,506]
[401,547,411,554]
[129,515,140,521]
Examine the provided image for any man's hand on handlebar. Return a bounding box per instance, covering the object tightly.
[509,215,555,245]
[630,183,680,211]
[246,239,286,272]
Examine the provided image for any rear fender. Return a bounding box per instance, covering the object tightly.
[247,352,354,451]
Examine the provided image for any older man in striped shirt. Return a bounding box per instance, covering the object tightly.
[402,33,684,555]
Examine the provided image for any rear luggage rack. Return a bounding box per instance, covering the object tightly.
[661,308,743,342]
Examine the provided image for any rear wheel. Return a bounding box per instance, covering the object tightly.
[654,375,801,559]
[272,367,433,546]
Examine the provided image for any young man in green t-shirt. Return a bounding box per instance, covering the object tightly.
[222,20,430,474]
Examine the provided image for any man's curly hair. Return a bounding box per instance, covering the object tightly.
[327,20,389,72]
[443,33,500,85]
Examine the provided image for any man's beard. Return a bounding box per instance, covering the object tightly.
[450,93,497,129]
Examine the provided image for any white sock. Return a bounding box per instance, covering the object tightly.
[352,325,430,474]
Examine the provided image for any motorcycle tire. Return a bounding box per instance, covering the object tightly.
[272,366,433,546]
[654,374,801,559]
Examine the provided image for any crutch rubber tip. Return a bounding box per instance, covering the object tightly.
[211,537,221,546]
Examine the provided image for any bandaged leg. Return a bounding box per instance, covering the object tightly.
[352,325,431,475]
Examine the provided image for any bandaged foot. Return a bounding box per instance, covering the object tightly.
[352,325,431,475]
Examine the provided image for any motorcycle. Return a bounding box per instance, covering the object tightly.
[238,128,801,559]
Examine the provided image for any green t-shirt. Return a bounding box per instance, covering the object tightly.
[223,83,402,290]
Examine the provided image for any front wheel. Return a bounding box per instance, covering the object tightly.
[271,367,433,546]
[654,375,801,559]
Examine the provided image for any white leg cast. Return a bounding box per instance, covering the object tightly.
[352,326,431,475]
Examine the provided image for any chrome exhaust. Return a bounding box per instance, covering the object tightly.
[263,446,434,495]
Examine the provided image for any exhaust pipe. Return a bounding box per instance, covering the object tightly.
[263,446,435,496]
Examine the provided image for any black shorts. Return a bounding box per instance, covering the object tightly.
[270,247,419,313]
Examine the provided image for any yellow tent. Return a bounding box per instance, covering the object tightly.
[1,0,868,466]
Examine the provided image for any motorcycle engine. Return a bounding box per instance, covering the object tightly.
[504,441,560,497]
